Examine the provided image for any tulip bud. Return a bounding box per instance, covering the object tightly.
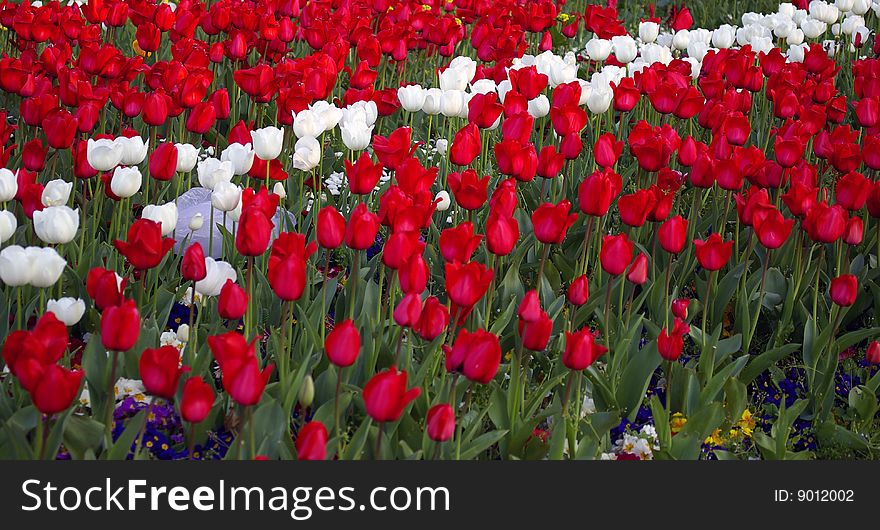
[434,190,451,211]
[272,182,287,199]
[189,213,204,231]
[176,323,190,343]
[672,298,690,320]
[426,404,455,442]
[868,341,880,364]
[181,376,215,424]
[298,375,315,408]
[830,274,858,307]
[47,298,86,326]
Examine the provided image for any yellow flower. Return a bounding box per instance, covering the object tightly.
[454,17,463,26]
[557,13,571,22]
[670,413,687,434]
[737,409,755,437]
[704,428,725,446]
[132,40,151,58]
[421,4,431,11]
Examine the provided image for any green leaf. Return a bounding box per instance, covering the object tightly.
[62,415,105,460]
[459,429,508,460]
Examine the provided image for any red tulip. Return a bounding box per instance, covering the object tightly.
[618,189,657,227]
[672,298,690,320]
[399,253,429,294]
[537,145,565,179]
[446,328,501,384]
[181,243,207,282]
[658,215,688,254]
[363,367,420,423]
[30,364,83,415]
[186,102,216,134]
[181,376,215,423]
[468,92,503,129]
[114,219,175,270]
[694,234,733,271]
[22,139,47,172]
[518,310,553,351]
[344,203,380,250]
[393,292,423,328]
[563,328,607,371]
[139,346,185,399]
[87,267,126,311]
[149,142,178,181]
[372,127,413,171]
[485,212,519,256]
[42,108,77,149]
[296,421,328,460]
[753,209,794,250]
[843,216,864,246]
[599,233,634,276]
[532,200,577,244]
[445,261,494,309]
[325,320,361,368]
[803,202,847,243]
[578,167,622,217]
[207,332,273,406]
[101,300,140,352]
[449,123,481,166]
[218,279,248,320]
[317,206,346,249]
[414,297,449,341]
[658,318,691,361]
[867,341,880,364]
[626,253,649,285]
[567,275,589,306]
[383,231,424,270]
[836,171,872,211]
[594,133,623,168]
[830,274,858,307]
[235,207,273,257]
[440,222,483,263]
[426,403,455,442]
[346,152,384,194]
[448,169,489,210]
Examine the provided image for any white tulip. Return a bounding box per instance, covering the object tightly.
[47,297,85,326]
[787,28,805,44]
[585,39,612,61]
[292,108,324,139]
[712,25,738,48]
[110,166,142,198]
[176,323,190,343]
[220,142,255,176]
[196,158,234,190]
[779,3,798,17]
[440,89,467,117]
[801,18,827,38]
[587,85,613,114]
[835,0,854,13]
[41,179,73,207]
[0,210,15,243]
[251,126,284,161]
[228,197,243,223]
[852,0,870,14]
[840,15,864,34]
[398,85,427,112]
[340,119,373,151]
[422,87,443,115]
[210,181,242,212]
[341,100,378,127]
[189,212,204,231]
[310,100,343,132]
[26,246,66,288]
[33,206,79,244]
[672,30,691,50]
[175,143,200,173]
[687,41,711,61]
[439,61,473,91]
[434,190,451,211]
[435,139,448,155]
[141,202,178,236]
[272,182,287,199]
[116,136,149,166]
[527,95,550,118]
[292,136,321,171]
[639,21,660,43]
[470,79,497,94]
[0,245,30,286]
[194,257,237,296]
[496,80,512,103]
[86,138,124,171]
[611,35,637,63]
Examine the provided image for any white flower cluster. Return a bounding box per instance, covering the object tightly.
[601,425,660,460]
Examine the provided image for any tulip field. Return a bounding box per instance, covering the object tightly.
[2,0,880,462]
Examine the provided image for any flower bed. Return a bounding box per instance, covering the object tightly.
[1,0,879,461]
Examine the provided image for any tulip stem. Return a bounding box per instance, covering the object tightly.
[245,256,254,340]
[104,351,119,454]
[536,244,550,298]
[374,424,383,461]
[334,367,344,456]
[348,250,360,320]
[701,270,716,375]
[134,400,156,460]
[664,253,673,329]
[603,277,613,343]
[746,251,771,355]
